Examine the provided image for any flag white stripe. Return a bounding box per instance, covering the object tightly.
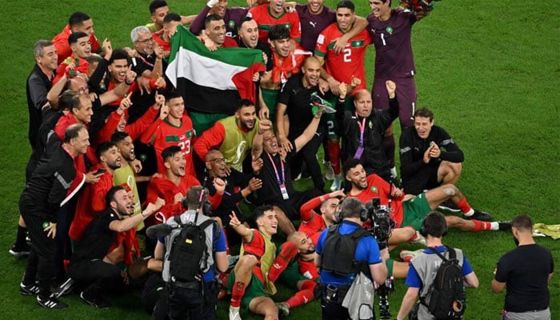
[166,47,248,90]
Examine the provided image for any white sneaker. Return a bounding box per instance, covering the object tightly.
[229,306,242,320]
[330,174,343,191]
[324,162,335,180]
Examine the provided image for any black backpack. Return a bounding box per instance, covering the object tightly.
[420,246,466,320]
[320,225,369,276]
[168,215,215,283]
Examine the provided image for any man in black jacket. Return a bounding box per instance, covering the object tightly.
[399,108,463,195]
[337,80,399,182]
[19,124,89,309]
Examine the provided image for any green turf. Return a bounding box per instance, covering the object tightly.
[0,0,558,319]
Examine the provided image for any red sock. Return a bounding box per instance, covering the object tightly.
[230,281,246,308]
[286,280,316,308]
[406,227,418,241]
[326,140,341,175]
[471,220,491,232]
[268,242,298,282]
[456,198,472,214]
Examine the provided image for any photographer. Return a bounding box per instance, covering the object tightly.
[396,211,479,320]
[315,198,388,320]
[491,214,554,320]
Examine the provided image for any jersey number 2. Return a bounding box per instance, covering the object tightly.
[343,48,352,62]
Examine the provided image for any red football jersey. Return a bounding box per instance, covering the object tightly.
[248,3,301,43]
[298,195,328,245]
[348,173,404,227]
[315,23,371,91]
[141,115,196,176]
[145,174,201,223]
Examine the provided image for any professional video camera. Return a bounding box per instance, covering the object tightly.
[365,198,394,250]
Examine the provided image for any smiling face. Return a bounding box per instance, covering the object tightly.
[101,145,123,170]
[369,0,391,20]
[238,19,259,48]
[257,209,278,236]
[205,150,227,178]
[109,58,129,83]
[134,31,155,55]
[112,189,135,216]
[336,7,355,33]
[37,45,58,72]
[72,36,92,58]
[346,163,368,190]
[269,0,285,16]
[262,130,279,155]
[236,104,257,130]
[74,95,94,124]
[206,19,226,46]
[302,58,321,87]
[290,232,316,254]
[115,136,136,162]
[270,37,291,58]
[165,151,186,177]
[414,116,434,139]
[167,96,185,120]
[307,0,325,14]
[70,128,90,155]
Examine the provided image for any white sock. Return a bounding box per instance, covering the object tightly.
[463,208,475,217]
[490,222,499,230]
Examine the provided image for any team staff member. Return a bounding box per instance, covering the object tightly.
[400,107,464,195]
[336,81,398,181]
[315,198,388,320]
[367,0,433,170]
[252,104,325,235]
[68,187,164,308]
[19,124,89,309]
[492,214,554,320]
[396,211,479,320]
[153,186,228,320]
[276,57,326,191]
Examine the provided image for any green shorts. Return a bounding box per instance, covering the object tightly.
[402,192,432,230]
[189,111,230,135]
[261,88,279,122]
[279,261,307,290]
[227,272,266,309]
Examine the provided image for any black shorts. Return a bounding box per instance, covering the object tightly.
[403,163,440,195]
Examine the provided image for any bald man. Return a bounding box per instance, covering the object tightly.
[336,80,399,181]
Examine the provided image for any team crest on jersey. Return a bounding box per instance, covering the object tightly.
[385,26,393,34]
[370,186,378,193]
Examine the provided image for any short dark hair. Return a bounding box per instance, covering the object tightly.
[414,107,434,121]
[111,131,130,144]
[59,90,81,111]
[68,32,88,45]
[254,205,274,221]
[185,186,207,209]
[64,123,86,143]
[512,214,533,232]
[422,211,448,238]
[268,24,290,41]
[33,40,53,58]
[165,90,183,102]
[237,99,255,112]
[149,0,168,14]
[68,11,91,27]
[96,141,117,159]
[343,158,362,176]
[161,146,182,163]
[238,17,255,31]
[339,198,364,219]
[336,0,355,11]
[106,186,125,207]
[163,12,181,24]
[109,48,130,65]
[85,53,103,65]
[204,14,224,28]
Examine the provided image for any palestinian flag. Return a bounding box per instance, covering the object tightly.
[166,27,266,114]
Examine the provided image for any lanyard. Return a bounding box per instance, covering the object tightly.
[356,113,366,146]
[266,152,285,185]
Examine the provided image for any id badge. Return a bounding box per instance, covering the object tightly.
[280,184,290,200]
[353,146,364,159]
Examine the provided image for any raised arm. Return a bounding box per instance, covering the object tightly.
[293,107,324,152]
[229,211,253,243]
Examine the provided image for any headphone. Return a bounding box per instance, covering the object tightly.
[419,212,448,238]
[336,198,369,222]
